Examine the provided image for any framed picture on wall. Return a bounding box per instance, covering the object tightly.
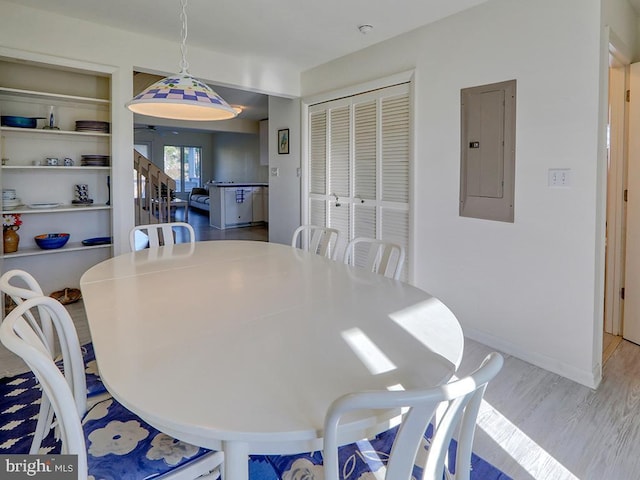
[278,128,289,154]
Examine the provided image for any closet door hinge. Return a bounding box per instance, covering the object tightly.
[621,287,625,300]
[627,90,631,102]
[625,189,628,202]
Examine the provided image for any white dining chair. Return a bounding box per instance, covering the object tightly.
[325,352,503,480]
[0,296,224,480]
[0,269,111,454]
[291,225,341,260]
[0,269,107,395]
[343,237,406,280]
[265,352,503,480]
[129,221,195,251]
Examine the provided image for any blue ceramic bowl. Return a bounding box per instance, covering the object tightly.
[34,233,70,250]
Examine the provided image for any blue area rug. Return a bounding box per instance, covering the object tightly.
[1,366,511,479]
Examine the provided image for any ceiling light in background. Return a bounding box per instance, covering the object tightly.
[358,24,374,35]
[126,0,237,121]
[231,105,243,115]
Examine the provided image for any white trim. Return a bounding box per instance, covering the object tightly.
[0,46,118,76]
[464,326,601,389]
[303,70,414,107]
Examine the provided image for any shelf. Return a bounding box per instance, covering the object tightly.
[0,86,110,105]
[2,165,110,171]
[2,204,111,214]
[3,241,112,259]
[0,126,110,137]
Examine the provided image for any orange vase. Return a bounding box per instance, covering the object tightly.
[3,227,19,253]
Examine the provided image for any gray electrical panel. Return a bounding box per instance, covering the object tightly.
[460,79,516,222]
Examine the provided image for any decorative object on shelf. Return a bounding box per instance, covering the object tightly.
[2,213,22,253]
[28,202,60,209]
[106,175,110,205]
[50,287,82,305]
[2,188,21,210]
[0,115,45,129]
[73,183,93,205]
[125,0,237,121]
[82,236,111,246]
[63,157,74,166]
[75,120,110,133]
[42,106,59,130]
[46,157,59,166]
[80,154,109,166]
[278,128,289,154]
[34,232,70,250]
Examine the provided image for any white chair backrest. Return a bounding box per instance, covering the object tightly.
[291,225,341,260]
[0,297,88,466]
[0,269,54,353]
[129,221,195,251]
[323,352,504,480]
[343,237,406,280]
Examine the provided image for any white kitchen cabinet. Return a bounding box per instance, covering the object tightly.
[252,187,264,223]
[0,59,112,293]
[224,187,252,227]
[263,186,269,223]
[209,184,268,229]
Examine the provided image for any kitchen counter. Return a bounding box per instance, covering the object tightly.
[208,182,269,188]
[208,184,269,229]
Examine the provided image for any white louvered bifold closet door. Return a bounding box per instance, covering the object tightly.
[307,83,411,281]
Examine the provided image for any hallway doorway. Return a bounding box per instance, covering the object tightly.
[604,45,629,359]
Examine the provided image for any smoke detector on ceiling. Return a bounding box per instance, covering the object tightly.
[358,24,373,35]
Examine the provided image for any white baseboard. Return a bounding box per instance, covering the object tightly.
[464,327,601,389]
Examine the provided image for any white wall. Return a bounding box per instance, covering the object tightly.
[268,97,301,245]
[302,0,610,387]
[603,0,638,60]
[211,132,268,183]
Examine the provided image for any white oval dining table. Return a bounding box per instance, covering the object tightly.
[80,240,464,480]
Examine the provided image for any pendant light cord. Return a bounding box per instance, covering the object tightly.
[179,0,189,73]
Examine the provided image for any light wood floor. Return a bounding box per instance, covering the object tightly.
[460,337,640,479]
[182,207,269,242]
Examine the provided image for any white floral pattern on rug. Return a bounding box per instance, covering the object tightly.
[85,359,100,376]
[146,433,200,465]
[88,419,149,456]
[282,457,325,480]
[82,399,111,425]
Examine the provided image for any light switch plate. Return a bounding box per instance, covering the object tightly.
[548,168,571,187]
[271,167,279,177]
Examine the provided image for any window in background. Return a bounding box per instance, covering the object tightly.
[163,146,202,193]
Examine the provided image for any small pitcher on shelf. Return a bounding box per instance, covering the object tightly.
[2,213,22,253]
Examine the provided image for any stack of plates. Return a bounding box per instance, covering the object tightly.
[2,189,21,209]
[3,188,16,200]
[3,198,22,210]
[75,120,110,133]
[81,155,110,166]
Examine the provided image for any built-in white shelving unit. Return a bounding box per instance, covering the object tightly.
[0,58,113,293]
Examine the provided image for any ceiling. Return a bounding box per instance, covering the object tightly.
[8,0,491,127]
[8,0,490,72]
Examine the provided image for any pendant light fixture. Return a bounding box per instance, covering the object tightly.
[126,0,237,121]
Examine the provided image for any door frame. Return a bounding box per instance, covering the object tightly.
[605,29,632,340]
[605,50,629,336]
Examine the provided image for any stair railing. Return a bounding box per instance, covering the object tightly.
[133,150,176,225]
